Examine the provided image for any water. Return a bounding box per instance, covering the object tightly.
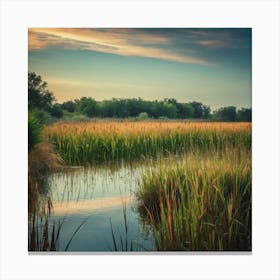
[29,162,156,252]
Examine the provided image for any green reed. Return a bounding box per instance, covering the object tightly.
[137,148,252,251]
[44,122,251,165]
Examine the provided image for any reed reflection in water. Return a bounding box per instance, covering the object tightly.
[29,162,156,252]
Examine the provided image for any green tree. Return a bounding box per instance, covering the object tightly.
[28,72,55,110]
[214,106,237,121]
[237,108,252,122]
[49,104,63,118]
[76,97,97,117]
[189,102,204,118]
[176,103,194,118]
[61,100,76,113]
[162,103,177,118]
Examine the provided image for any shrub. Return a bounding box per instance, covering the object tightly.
[136,112,149,120]
[49,104,63,119]
[28,111,43,150]
[32,109,55,124]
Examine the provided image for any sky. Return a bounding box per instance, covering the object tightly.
[28,28,252,109]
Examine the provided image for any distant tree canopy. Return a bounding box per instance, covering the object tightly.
[213,106,252,122]
[236,108,252,122]
[61,100,76,113]
[214,106,237,122]
[64,97,252,121]
[76,97,98,117]
[66,97,218,120]
[28,72,252,122]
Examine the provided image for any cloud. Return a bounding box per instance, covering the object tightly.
[28,28,215,66]
[188,29,251,49]
[47,76,161,91]
[198,40,229,48]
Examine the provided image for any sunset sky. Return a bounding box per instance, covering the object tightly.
[28,28,251,109]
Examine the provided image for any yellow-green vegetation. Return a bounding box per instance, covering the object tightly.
[28,111,43,151]
[41,121,251,251]
[44,121,251,165]
[28,143,65,251]
[137,147,251,251]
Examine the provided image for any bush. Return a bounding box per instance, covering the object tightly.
[158,116,169,121]
[136,112,149,120]
[28,111,43,150]
[32,109,55,124]
[63,114,91,122]
[49,104,63,118]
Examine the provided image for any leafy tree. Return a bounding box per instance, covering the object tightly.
[99,100,118,117]
[176,103,194,118]
[237,108,252,122]
[150,101,164,118]
[61,100,76,113]
[116,99,130,118]
[162,103,177,118]
[189,102,205,118]
[49,104,63,118]
[164,98,177,105]
[60,94,251,122]
[214,106,237,121]
[28,72,55,110]
[202,105,211,119]
[76,97,97,117]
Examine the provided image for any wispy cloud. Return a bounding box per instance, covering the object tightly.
[29,28,215,66]
[187,29,251,49]
[47,76,162,91]
[198,40,229,48]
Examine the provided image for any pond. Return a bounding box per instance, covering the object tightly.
[29,162,156,252]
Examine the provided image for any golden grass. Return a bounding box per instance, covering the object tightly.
[45,121,251,136]
[44,121,251,165]
[29,121,251,251]
[137,148,251,251]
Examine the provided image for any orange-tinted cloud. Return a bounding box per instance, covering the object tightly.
[29,28,215,66]
[198,40,229,48]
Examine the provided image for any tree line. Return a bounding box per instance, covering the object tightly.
[28,72,252,122]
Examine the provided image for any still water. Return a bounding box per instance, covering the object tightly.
[31,162,156,252]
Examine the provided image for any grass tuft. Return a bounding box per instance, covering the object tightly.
[137,148,251,251]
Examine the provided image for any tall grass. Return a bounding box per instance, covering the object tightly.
[28,213,66,251]
[28,212,88,251]
[28,143,65,214]
[137,148,251,251]
[108,203,134,251]
[39,121,251,251]
[28,142,66,251]
[107,203,151,252]
[44,122,251,165]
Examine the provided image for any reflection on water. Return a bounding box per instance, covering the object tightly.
[29,162,156,252]
[53,195,132,215]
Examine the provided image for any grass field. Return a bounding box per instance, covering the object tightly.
[42,121,251,251]
[44,121,251,165]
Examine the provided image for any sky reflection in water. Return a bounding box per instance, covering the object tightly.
[44,163,155,251]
